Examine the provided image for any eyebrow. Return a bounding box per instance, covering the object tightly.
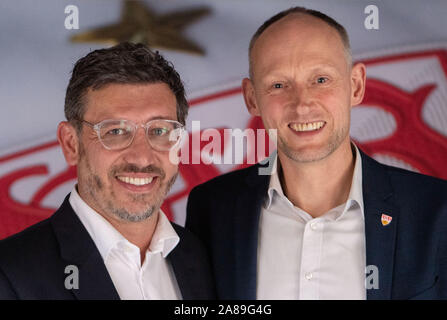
[145,115,177,121]
[92,115,178,123]
[262,64,340,79]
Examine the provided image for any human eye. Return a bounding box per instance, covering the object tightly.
[271,82,286,89]
[273,83,283,89]
[316,76,329,84]
[150,127,169,136]
[100,122,132,138]
[107,128,127,136]
[266,82,287,94]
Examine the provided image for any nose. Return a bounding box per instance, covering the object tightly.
[291,85,314,115]
[122,126,156,166]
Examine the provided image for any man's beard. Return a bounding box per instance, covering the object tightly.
[79,146,178,223]
[278,124,348,163]
[103,172,178,222]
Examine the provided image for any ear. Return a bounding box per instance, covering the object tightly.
[57,121,80,166]
[242,78,261,117]
[350,62,367,107]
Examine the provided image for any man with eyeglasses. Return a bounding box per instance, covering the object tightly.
[0,42,215,300]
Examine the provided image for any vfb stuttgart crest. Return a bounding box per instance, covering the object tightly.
[1,45,447,239]
[381,214,393,226]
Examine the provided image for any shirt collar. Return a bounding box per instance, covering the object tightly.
[266,143,364,219]
[265,153,282,209]
[69,186,179,261]
[348,143,364,218]
[148,208,180,258]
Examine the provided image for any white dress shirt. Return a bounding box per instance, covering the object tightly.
[257,144,366,300]
[69,187,182,300]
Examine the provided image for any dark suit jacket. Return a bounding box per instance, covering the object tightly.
[0,195,215,300]
[186,150,447,299]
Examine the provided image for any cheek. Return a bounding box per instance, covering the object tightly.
[319,88,351,118]
[258,98,286,124]
[81,145,116,179]
[329,104,351,133]
[159,153,179,177]
[260,92,290,109]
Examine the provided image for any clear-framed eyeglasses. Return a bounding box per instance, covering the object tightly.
[76,118,186,151]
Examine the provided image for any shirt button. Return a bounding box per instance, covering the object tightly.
[310,222,318,230]
[305,272,313,280]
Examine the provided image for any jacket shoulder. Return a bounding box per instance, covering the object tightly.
[0,218,56,263]
[169,222,216,299]
[192,163,261,194]
[171,222,204,247]
[0,216,66,299]
[383,162,447,194]
[171,222,215,257]
[361,150,447,197]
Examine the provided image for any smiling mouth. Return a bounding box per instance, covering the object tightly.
[116,176,154,186]
[289,121,326,132]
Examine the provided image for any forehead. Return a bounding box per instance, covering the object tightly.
[251,14,348,76]
[83,82,177,121]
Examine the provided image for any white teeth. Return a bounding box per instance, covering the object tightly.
[117,176,154,186]
[290,121,325,132]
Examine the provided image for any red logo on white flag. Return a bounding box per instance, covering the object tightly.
[1,46,447,239]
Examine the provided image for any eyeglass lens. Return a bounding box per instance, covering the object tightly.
[97,119,182,151]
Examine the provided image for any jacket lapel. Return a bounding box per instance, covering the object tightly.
[168,224,216,299]
[51,196,120,300]
[361,151,399,300]
[232,162,270,299]
[168,242,195,300]
[227,152,399,299]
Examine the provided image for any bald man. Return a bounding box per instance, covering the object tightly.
[186,7,447,300]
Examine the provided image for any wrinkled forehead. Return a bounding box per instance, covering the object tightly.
[83,83,178,121]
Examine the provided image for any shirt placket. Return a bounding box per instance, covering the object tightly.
[138,266,148,299]
[299,218,324,299]
[121,242,147,300]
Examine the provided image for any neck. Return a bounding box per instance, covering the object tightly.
[278,141,355,218]
[105,212,159,262]
[76,185,159,264]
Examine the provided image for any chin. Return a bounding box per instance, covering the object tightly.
[111,205,158,222]
[280,143,335,163]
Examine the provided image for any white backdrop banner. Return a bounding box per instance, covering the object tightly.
[0,0,446,238]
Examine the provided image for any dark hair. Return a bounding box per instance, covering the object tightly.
[248,7,352,77]
[65,42,188,131]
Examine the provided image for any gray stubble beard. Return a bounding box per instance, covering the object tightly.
[278,125,348,164]
[79,143,179,223]
[105,172,178,222]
